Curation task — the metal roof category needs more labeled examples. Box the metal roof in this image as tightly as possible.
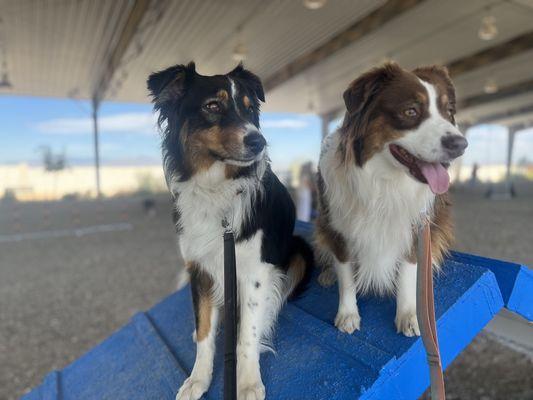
[1,0,533,126]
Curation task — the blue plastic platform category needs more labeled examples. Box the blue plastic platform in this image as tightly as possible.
[23,222,532,400]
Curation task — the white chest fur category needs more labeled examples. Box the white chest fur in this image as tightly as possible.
[171,162,263,289]
[320,132,435,293]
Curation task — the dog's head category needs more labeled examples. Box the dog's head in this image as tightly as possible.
[340,63,467,194]
[148,62,266,180]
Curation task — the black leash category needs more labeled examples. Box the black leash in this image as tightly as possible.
[222,217,237,400]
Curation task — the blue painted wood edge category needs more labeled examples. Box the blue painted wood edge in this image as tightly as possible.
[131,313,190,392]
[19,220,525,400]
[362,268,504,400]
[451,251,533,321]
[20,370,60,400]
[42,371,61,400]
[297,220,533,321]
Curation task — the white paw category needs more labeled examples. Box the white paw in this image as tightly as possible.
[395,311,420,337]
[334,310,361,334]
[317,268,336,287]
[176,377,209,400]
[238,382,266,400]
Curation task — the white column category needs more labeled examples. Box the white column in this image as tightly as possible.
[320,113,330,140]
[92,97,101,198]
[452,122,472,183]
[505,124,522,197]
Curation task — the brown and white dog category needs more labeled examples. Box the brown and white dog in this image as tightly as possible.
[315,63,467,336]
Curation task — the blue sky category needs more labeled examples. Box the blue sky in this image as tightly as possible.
[0,96,321,171]
[1,95,532,169]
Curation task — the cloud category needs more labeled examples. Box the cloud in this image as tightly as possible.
[35,112,158,135]
[36,113,311,135]
[64,143,120,154]
[262,118,309,129]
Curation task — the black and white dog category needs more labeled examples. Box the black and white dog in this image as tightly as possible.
[147,63,312,400]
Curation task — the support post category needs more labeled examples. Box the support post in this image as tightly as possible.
[88,0,151,199]
[505,124,520,197]
[92,98,101,198]
[320,114,330,140]
[320,108,343,140]
[452,122,471,183]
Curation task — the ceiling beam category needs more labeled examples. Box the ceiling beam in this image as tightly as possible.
[476,103,533,125]
[447,30,533,77]
[92,0,151,103]
[319,30,533,117]
[459,78,533,109]
[263,0,427,91]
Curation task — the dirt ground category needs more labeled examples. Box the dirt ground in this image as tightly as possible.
[1,188,532,400]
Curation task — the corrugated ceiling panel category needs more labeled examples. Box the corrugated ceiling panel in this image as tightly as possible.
[454,50,533,99]
[457,91,533,124]
[1,0,131,99]
[110,0,386,102]
[0,0,532,126]
[266,0,533,121]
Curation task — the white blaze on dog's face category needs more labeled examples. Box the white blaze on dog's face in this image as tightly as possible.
[147,62,267,181]
[390,78,466,194]
[340,63,468,194]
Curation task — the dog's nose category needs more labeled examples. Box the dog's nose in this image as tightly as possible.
[441,134,468,158]
[244,132,266,155]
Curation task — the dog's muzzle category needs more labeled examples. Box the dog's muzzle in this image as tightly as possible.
[244,131,266,155]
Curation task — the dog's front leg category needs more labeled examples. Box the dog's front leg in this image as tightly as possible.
[176,265,219,400]
[334,260,360,334]
[236,267,280,400]
[395,260,420,337]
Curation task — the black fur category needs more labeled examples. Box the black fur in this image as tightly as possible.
[237,165,296,268]
[148,62,313,294]
[147,62,263,182]
[171,205,182,234]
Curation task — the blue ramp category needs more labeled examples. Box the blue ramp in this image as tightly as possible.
[24,222,532,400]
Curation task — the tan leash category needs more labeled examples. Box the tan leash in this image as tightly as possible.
[417,219,446,400]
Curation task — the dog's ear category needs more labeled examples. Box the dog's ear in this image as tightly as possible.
[341,63,400,166]
[228,63,265,102]
[412,65,454,99]
[147,62,196,108]
[343,62,400,115]
[413,65,456,123]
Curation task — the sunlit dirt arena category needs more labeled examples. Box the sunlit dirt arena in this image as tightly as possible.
[1,189,532,400]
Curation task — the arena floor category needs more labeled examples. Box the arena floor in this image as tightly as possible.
[1,189,532,399]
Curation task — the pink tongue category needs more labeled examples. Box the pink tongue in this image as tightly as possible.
[418,162,450,194]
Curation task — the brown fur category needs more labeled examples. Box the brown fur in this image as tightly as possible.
[217,89,229,101]
[288,254,306,286]
[314,170,349,263]
[336,63,457,267]
[413,65,456,124]
[406,193,454,266]
[188,262,214,342]
[339,63,438,166]
[354,115,405,165]
[243,95,251,108]
[182,124,246,176]
[430,193,454,265]
[225,165,241,179]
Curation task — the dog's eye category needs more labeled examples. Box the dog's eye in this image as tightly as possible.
[403,108,418,118]
[204,101,221,112]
